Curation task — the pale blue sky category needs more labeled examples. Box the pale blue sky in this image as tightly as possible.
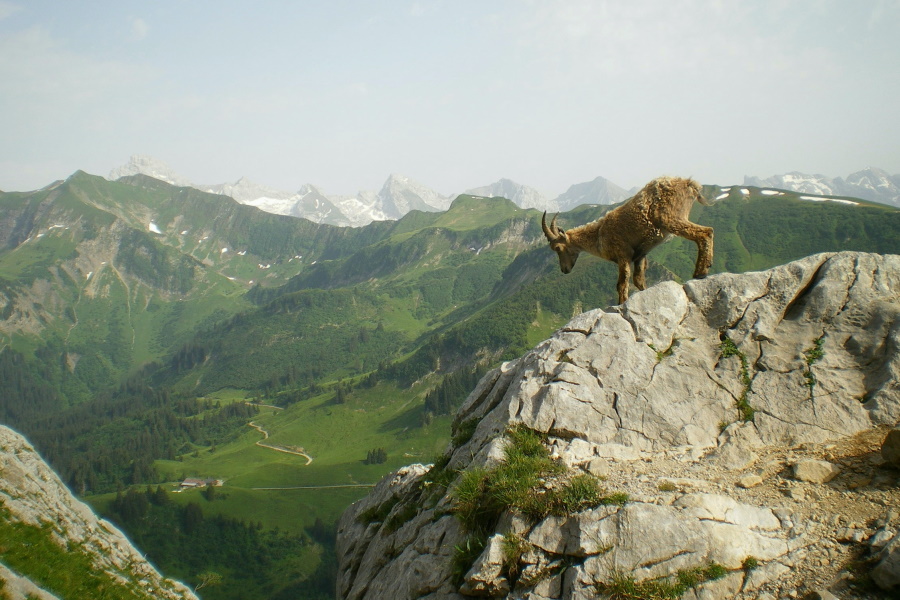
[1,1,898,196]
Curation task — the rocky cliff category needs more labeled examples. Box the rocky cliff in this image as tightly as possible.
[336,251,900,600]
[0,426,197,600]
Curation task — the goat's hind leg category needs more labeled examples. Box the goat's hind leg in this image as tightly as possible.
[633,256,648,291]
[616,259,632,304]
[666,220,714,279]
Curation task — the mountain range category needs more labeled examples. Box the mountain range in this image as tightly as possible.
[108,155,900,226]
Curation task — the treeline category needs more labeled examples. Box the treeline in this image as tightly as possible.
[106,486,334,600]
[15,383,258,494]
[0,347,64,425]
[363,448,387,464]
[424,365,488,417]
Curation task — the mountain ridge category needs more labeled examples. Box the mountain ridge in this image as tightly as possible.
[103,156,899,226]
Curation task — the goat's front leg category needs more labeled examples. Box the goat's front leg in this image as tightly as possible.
[633,256,648,291]
[616,260,632,304]
[692,225,714,279]
[666,221,714,279]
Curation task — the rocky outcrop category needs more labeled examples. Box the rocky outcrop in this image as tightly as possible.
[337,252,900,599]
[0,425,198,600]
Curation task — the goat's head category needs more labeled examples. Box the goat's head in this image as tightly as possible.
[542,212,579,274]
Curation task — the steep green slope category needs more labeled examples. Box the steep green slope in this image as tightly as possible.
[0,171,403,409]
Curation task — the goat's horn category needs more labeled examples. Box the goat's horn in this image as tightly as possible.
[541,212,554,240]
[550,213,562,237]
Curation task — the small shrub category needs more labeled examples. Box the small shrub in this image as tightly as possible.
[803,336,825,394]
[742,556,759,571]
[719,335,754,421]
[657,481,677,492]
[501,533,531,578]
[384,502,419,533]
[451,418,480,447]
[558,473,605,512]
[451,535,487,584]
[601,492,630,505]
[423,453,456,490]
[804,336,825,364]
[356,496,400,525]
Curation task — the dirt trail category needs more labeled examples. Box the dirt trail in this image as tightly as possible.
[247,421,313,465]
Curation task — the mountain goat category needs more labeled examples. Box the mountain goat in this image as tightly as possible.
[542,176,713,304]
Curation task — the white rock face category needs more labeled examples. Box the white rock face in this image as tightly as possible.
[108,155,193,187]
[0,426,198,600]
[554,176,630,210]
[466,179,553,212]
[337,252,900,599]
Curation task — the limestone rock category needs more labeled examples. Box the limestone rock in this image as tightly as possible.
[337,252,900,600]
[873,534,900,590]
[792,459,841,483]
[738,474,763,489]
[882,427,900,467]
[460,534,511,596]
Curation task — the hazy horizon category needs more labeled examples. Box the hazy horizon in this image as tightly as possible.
[2,1,899,196]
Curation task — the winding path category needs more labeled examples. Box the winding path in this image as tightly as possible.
[248,421,313,465]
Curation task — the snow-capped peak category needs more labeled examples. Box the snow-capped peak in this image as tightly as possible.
[745,169,900,207]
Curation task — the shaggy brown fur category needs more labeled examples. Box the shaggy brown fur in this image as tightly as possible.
[542,176,713,304]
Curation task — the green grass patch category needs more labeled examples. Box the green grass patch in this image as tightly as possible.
[649,339,679,362]
[596,563,728,599]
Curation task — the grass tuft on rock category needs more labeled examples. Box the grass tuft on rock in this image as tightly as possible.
[597,563,728,599]
[451,424,626,533]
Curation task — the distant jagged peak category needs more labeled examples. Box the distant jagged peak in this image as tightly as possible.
[376,173,450,218]
[465,178,553,211]
[108,154,193,187]
[298,183,329,196]
[554,175,630,211]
